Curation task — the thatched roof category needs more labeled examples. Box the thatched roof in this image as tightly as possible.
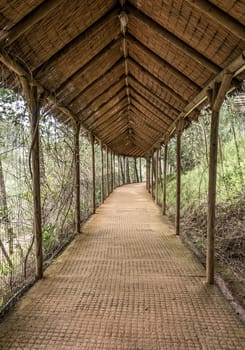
[0,0,244,156]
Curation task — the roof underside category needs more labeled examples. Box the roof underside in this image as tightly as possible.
[0,0,245,156]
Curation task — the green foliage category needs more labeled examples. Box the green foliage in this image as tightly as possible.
[42,224,56,251]
[163,95,245,217]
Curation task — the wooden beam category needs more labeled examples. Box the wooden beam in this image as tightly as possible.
[151,154,154,198]
[128,75,181,114]
[1,0,63,47]
[82,85,126,124]
[162,140,168,215]
[129,5,221,73]
[146,157,150,192]
[128,58,187,105]
[104,124,128,144]
[206,73,232,284]
[131,93,169,129]
[77,77,125,116]
[130,107,163,135]
[90,133,96,214]
[155,148,159,205]
[213,72,233,112]
[67,58,124,108]
[120,156,125,184]
[89,97,128,129]
[185,0,245,40]
[111,151,114,192]
[130,85,174,124]
[73,122,81,234]
[98,109,128,135]
[21,79,43,279]
[128,34,202,90]
[147,50,245,153]
[139,157,142,182]
[175,119,183,235]
[56,39,121,95]
[106,146,110,197]
[100,141,104,203]
[34,7,120,76]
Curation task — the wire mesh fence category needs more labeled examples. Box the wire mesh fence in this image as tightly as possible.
[0,86,145,312]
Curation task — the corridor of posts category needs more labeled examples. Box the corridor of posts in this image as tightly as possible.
[0,0,245,348]
[0,184,244,349]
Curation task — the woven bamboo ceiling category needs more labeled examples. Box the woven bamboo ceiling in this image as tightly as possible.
[0,0,245,156]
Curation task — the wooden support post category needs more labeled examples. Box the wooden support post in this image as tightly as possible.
[139,157,142,182]
[155,148,159,205]
[106,146,109,197]
[176,119,183,235]
[90,133,96,214]
[110,150,113,192]
[146,157,150,191]
[151,152,155,199]
[73,122,81,235]
[134,157,139,183]
[113,152,116,189]
[21,79,43,279]
[162,140,168,215]
[117,154,120,186]
[100,141,104,203]
[148,157,151,192]
[120,156,124,185]
[206,73,232,284]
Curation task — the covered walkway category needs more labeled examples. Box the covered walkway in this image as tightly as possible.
[0,184,244,350]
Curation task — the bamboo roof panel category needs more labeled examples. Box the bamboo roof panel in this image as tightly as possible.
[129,13,214,86]
[0,0,43,31]
[56,40,122,103]
[71,63,125,113]
[208,1,245,25]
[0,0,244,156]
[8,0,117,70]
[130,0,244,67]
[129,40,199,100]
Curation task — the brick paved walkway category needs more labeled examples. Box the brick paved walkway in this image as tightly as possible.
[0,183,244,349]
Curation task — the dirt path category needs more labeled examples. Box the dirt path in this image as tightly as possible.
[0,183,244,349]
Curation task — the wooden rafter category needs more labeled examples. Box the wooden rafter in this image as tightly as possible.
[147,51,245,152]
[75,75,125,115]
[128,75,181,114]
[34,7,120,75]
[128,35,202,91]
[130,112,161,136]
[86,91,127,127]
[130,108,162,135]
[131,101,168,131]
[0,0,64,47]
[89,98,128,129]
[185,0,245,40]
[128,58,187,105]
[131,91,169,127]
[68,58,124,108]
[80,84,126,122]
[55,38,121,94]
[129,5,221,73]
[130,85,175,123]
